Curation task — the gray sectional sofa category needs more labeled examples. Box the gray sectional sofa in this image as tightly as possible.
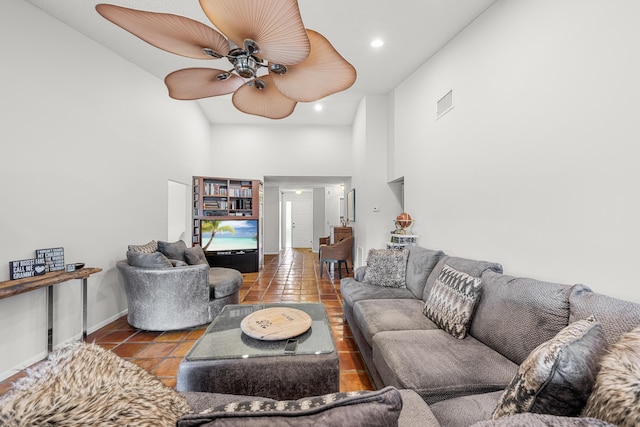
[341,246,640,426]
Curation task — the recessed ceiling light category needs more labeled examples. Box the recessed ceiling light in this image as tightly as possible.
[314,103,323,111]
[295,190,302,195]
[370,38,384,48]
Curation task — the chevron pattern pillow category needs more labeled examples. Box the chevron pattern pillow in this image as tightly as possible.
[422,264,482,339]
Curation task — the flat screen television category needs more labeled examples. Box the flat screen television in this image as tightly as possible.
[201,219,258,253]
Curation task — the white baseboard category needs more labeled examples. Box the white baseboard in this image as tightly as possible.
[0,309,128,382]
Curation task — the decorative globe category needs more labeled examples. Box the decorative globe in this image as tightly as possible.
[395,212,413,229]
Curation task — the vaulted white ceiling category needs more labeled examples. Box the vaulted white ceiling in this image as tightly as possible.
[24,0,497,126]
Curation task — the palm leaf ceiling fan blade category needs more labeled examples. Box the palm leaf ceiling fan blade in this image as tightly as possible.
[96,4,229,60]
[165,68,244,100]
[270,30,357,102]
[232,75,297,119]
[199,0,310,65]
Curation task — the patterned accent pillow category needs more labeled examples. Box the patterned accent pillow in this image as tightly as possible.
[362,249,409,288]
[582,325,640,426]
[492,316,606,419]
[177,386,402,427]
[158,240,187,263]
[422,264,482,339]
[184,245,209,266]
[127,240,157,253]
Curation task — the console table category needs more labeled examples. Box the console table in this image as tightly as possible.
[0,267,102,352]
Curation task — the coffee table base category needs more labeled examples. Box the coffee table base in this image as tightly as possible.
[177,352,339,400]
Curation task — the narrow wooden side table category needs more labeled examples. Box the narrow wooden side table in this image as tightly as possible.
[0,267,102,352]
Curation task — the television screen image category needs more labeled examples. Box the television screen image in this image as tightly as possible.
[201,219,258,252]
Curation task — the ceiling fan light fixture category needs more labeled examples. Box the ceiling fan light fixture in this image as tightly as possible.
[233,55,258,78]
[269,64,287,75]
[97,1,356,119]
[244,39,259,55]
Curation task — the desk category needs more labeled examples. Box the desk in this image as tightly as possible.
[0,267,102,352]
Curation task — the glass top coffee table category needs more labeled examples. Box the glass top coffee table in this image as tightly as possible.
[177,303,339,400]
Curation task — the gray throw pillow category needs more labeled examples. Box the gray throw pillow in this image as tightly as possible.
[127,240,158,253]
[362,249,409,288]
[176,386,402,427]
[184,245,209,266]
[422,264,482,339]
[492,316,606,419]
[158,240,187,263]
[582,325,640,426]
[126,251,173,269]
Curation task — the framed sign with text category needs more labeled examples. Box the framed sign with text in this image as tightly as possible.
[36,247,65,272]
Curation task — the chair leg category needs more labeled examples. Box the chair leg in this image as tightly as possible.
[320,261,324,278]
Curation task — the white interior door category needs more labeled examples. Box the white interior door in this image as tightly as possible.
[291,199,312,248]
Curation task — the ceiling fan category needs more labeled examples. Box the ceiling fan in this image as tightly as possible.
[96,0,357,119]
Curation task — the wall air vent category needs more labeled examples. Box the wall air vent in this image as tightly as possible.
[436,89,453,119]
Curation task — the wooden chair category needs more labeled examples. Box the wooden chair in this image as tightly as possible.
[319,236,354,279]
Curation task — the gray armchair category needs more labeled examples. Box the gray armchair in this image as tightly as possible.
[116,261,241,331]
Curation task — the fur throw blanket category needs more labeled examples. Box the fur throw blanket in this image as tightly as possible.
[0,341,190,426]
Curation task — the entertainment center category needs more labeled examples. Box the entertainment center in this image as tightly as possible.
[192,176,263,273]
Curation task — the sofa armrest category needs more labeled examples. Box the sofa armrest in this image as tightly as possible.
[116,260,210,330]
[354,266,367,281]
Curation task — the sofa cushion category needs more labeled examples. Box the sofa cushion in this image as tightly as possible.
[176,386,402,427]
[208,267,243,299]
[372,329,518,404]
[430,390,503,427]
[423,256,502,301]
[341,278,417,311]
[470,270,573,364]
[184,245,209,266]
[0,342,190,426]
[158,240,188,263]
[472,413,615,426]
[492,316,606,419]
[363,248,409,288]
[423,264,482,339]
[128,240,158,253]
[404,247,445,299]
[569,284,640,346]
[354,299,438,346]
[126,250,173,268]
[582,325,640,426]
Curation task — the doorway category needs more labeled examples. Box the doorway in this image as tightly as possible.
[167,180,190,246]
[283,196,313,249]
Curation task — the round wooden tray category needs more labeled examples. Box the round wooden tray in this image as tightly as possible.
[240,307,312,341]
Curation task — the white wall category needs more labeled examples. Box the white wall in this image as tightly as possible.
[263,186,281,255]
[392,0,640,302]
[352,96,402,266]
[209,124,353,252]
[0,1,211,379]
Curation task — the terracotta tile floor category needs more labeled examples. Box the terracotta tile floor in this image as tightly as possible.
[0,248,373,396]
